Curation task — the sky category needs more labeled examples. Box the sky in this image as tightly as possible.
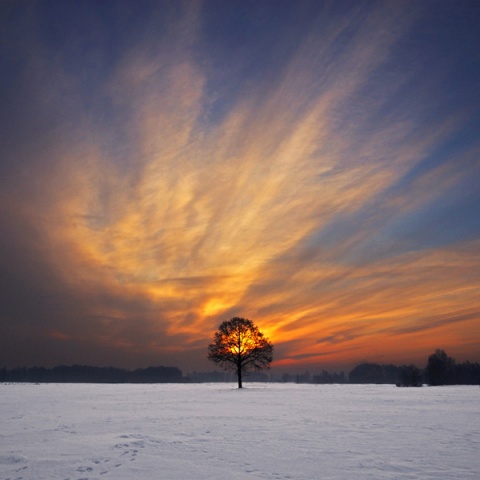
[1,0,479,374]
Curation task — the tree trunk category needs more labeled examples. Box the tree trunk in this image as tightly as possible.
[238,367,242,388]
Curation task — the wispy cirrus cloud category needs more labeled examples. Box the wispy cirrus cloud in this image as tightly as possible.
[0,1,479,371]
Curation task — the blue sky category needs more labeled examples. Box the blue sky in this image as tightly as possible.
[0,1,479,372]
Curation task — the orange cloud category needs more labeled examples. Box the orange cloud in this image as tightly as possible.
[2,1,478,371]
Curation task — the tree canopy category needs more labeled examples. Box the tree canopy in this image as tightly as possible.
[425,349,455,386]
[207,317,273,388]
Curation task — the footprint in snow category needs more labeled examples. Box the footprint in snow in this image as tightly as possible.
[76,466,93,473]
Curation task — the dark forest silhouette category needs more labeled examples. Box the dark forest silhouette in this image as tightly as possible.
[0,365,183,383]
[344,350,479,386]
[1,349,478,385]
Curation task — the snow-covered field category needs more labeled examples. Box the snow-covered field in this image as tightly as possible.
[1,383,478,480]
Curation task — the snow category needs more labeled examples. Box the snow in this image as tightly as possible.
[0,383,479,480]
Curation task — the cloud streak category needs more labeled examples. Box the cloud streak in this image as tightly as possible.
[1,1,479,371]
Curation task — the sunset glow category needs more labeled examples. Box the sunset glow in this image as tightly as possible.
[1,1,479,372]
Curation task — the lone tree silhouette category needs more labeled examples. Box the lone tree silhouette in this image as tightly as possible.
[207,317,273,388]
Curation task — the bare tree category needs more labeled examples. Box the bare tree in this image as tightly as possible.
[207,317,273,388]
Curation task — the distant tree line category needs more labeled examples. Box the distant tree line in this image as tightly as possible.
[280,371,346,384]
[278,350,479,386]
[0,365,183,383]
[348,350,480,386]
[186,370,270,383]
[1,350,478,385]
[348,363,424,386]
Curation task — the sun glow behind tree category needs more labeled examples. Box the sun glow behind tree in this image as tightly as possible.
[208,318,273,388]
